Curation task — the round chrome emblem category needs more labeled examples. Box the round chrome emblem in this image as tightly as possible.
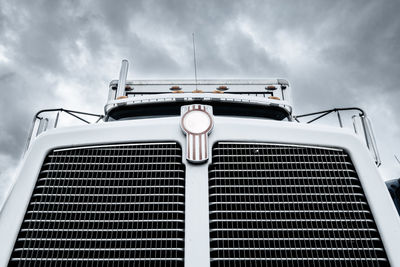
[182,110,212,134]
[181,104,214,163]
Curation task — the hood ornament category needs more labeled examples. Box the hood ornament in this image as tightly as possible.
[181,104,214,163]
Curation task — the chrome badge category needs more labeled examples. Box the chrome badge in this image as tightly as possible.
[181,104,214,163]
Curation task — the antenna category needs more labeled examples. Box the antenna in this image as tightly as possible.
[192,33,198,91]
[395,155,400,165]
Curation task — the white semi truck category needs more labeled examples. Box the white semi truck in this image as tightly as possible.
[1,60,399,266]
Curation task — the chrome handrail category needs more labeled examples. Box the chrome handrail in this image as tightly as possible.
[294,107,381,166]
[25,109,104,152]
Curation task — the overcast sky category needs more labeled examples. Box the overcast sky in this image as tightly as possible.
[1,0,399,205]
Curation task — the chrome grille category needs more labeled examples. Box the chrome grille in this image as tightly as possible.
[10,142,185,266]
[209,142,388,266]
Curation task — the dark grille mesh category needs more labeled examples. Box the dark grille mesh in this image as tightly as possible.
[10,142,185,266]
[209,142,389,266]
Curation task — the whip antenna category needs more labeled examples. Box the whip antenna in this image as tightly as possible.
[192,33,198,91]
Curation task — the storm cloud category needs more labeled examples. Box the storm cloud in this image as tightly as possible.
[0,0,399,204]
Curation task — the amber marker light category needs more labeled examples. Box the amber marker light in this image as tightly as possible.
[192,89,204,93]
[268,96,280,100]
[170,86,182,91]
[116,96,128,100]
[266,85,277,90]
[217,85,229,91]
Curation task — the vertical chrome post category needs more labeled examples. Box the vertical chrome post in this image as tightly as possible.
[360,115,371,149]
[36,118,49,136]
[54,112,60,128]
[337,111,343,128]
[116,59,129,99]
[361,114,381,166]
[352,115,359,134]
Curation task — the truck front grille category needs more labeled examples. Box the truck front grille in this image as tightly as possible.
[10,142,185,266]
[209,142,388,266]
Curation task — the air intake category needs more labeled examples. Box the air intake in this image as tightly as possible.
[209,142,388,266]
[10,142,185,266]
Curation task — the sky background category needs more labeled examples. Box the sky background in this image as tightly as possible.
[0,0,399,205]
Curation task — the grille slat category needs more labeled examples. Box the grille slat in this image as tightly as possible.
[209,142,388,266]
[210,257,389,262]
[41,169,185,173]
[10,142,185,266]
[10,258,184,262]
[210,168,357,172]
[213,161,354,165]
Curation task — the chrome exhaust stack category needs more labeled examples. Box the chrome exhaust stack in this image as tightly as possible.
[116,59,129,99]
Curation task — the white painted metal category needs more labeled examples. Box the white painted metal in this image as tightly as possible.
[183,155,211,266]
[1,117,399,266]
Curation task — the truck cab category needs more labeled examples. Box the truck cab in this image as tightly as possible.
[1,60,399,266]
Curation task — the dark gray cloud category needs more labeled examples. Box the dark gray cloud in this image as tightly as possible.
[1,0,400,204]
